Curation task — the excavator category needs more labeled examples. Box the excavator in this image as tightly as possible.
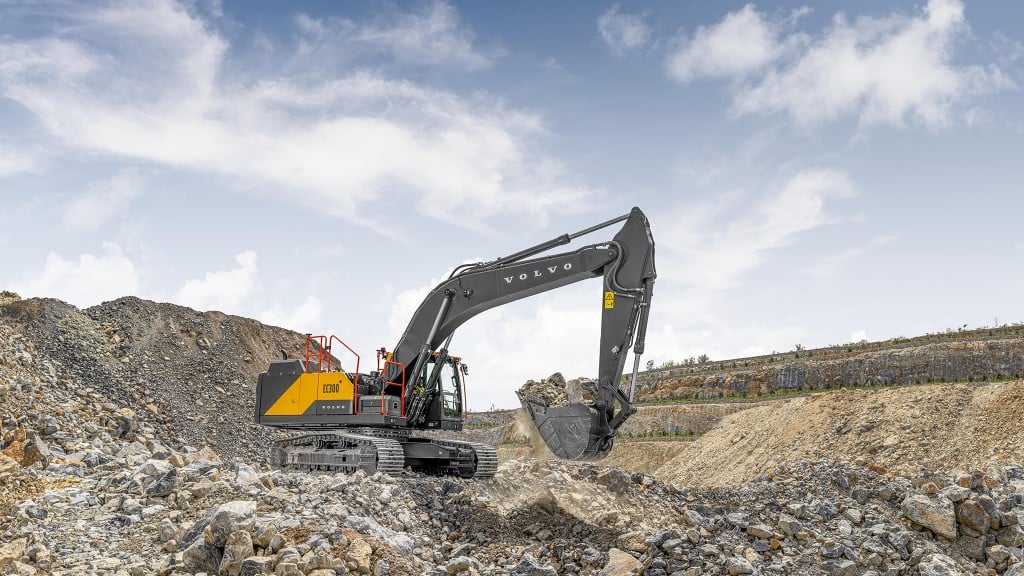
[255,207,656,479]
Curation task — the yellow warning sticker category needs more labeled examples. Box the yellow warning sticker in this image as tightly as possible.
[604,291,615,309]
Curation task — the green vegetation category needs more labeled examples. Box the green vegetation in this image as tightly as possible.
[618,429,701,441]
[657,354,712,370]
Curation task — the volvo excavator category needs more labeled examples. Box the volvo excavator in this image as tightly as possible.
[255,207,656,479]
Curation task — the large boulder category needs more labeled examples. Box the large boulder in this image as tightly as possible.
[0,454,19,474]
[345,539,373,574]
[239,557,274,575]
[510,554,557,576]
[207,501,257,547]
[0,538,27,566]
[955,499,990,534]
[180,500,257,553]
[917,553,963,576]
[21,435,49,468]
[182,539,222,574]
[902,495,957,539]
[599,548,640,575]
[219,530,255,576]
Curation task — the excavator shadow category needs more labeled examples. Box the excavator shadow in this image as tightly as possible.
[443,491,622,554]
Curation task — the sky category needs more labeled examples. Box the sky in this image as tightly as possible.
[1,0,1022,410]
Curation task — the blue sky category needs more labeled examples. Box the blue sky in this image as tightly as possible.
[1,0,1022,409]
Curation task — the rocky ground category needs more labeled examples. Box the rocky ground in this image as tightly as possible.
[2,292,1024,575]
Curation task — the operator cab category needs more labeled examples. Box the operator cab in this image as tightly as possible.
[419,354,466,431]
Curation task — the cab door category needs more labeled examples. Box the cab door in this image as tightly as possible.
[419,357,464,430]
[438,359,463,422]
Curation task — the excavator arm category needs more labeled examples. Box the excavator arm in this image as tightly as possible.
[388,207,656,460]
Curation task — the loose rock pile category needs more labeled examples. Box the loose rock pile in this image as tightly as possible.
[516,373,594,408]
[1,295,307,465]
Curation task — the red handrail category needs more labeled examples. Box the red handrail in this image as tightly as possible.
[375,349,406,417]
[462,367,469,421]
[304,334,361,412]
[384,359,405,416]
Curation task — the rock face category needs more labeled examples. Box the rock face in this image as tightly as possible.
[635,331,1024,401]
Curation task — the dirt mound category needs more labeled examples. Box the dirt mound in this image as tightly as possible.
[0,296,308,463]
[656,381,1024,487]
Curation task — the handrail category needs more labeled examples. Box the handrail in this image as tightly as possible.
[305,334,361,412]
[384,359,406,416]
[376,349,405,417]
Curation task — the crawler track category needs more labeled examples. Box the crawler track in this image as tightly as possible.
[271,429,498,479]
[431,438,499,479]
[271,431,404,475]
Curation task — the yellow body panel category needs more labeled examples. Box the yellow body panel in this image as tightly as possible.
[263,371,354,416]
[315,372,354,401]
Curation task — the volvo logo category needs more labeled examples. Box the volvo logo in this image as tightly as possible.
[503,262,573,284]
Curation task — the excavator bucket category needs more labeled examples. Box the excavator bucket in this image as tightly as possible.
[521,400,613,460]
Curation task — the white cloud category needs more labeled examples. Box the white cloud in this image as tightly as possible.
[626,169,855,369]
[175,250,258,313]
[352,1,498,69]
[597,5,652,56]
[989,31,1024,66]
[803,233,897,277]
[849,329,868,343]
[662,168,855,293]
[387,260,483,341]
[260,296,324,333]
[668,0,1014,129]
[0,1,588,229]
[292,2,499,71]
[666,4,788,82]
[9,242,139,307]
[0,144,43,176]
[964,106,993,128]
[62,169,143,231]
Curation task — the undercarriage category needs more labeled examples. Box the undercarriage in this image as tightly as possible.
[270,427,498,479]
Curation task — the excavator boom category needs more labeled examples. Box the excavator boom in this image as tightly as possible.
[390,207,656,459]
